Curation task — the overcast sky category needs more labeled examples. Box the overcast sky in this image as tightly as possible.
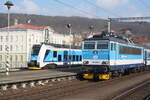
[0,0,150,19]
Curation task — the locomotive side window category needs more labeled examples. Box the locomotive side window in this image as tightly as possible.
[53,51,57,57]
[119,46,141,55]
[111,43,113,50]
[97,42,108,49]
[84,42,95,49]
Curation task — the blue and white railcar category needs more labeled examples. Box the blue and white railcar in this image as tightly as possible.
[79,35,144,80]
[144,49,150,66]
[28,43,82,69]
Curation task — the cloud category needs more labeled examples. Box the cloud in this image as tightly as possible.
[96,0,129,10]
[22,0,40,12]
[20,0,49,14]
[11,5,22,13]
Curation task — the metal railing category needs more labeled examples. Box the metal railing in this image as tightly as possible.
[0,61,27,69]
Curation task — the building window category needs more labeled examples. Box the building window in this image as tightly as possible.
[10,45,13,51]
[15,55,18,61]
[0,36,3,42]
[6,36,8,42]
[16,45,18,51]
[10,55,13,62]
[21,45,23,51]
[0,45,2,51]
[16,36,18,42]
[20,55,23,62]
[5,45,8,51]
[11,35,13,42]
[0,55,2,61]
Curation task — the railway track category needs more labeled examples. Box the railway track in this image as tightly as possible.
[1,71,149,100]
[112,79,150,100]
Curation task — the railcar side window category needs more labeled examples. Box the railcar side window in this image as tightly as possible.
[84,42,95,49]
[44,50,50,59]
[119,46,141,55]
[58,55,62,61]
[76,55,79,61]
[97,43,108,49]
[53,51,57,57]
[73,55,75,61]
[79,55,82,61]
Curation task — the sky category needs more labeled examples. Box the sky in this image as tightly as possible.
[0,0,150,19]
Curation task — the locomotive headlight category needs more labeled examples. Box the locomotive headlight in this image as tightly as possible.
[102,61,108,65]
[83,61,89,64]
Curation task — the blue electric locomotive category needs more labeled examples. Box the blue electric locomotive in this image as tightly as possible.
[28,43,82,69]
[77,34,147,80]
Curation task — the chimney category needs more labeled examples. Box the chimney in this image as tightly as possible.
[14,19,18,25]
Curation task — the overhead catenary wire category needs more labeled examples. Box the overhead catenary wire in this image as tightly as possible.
[137,0,150,10]
[54,0,100,18]
[85,0,121,18]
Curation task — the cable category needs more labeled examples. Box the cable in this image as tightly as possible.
[54,0,100,18]
[85,0,121,17]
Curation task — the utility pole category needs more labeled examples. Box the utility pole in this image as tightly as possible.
[108,18,111,34]
[66,24,72,67]
[4,0,14,76]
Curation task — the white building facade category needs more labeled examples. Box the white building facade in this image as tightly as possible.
[0,24,72,68]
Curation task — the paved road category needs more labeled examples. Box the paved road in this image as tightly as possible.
[0,67,81,84]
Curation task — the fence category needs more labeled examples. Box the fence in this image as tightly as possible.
[0,62,27,69]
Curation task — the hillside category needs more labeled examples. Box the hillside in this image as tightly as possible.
[0,13,150,38]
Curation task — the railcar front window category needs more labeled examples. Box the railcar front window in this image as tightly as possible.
[97,43,108,49]
[84,42,95,49]
[31,45,41,55]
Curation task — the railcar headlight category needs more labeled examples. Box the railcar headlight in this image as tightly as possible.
[83,61,89,64]
[36,62,40,66]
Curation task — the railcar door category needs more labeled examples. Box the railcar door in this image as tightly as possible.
[63,51,68,66]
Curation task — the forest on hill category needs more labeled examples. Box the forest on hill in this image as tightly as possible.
[0,13,150,38]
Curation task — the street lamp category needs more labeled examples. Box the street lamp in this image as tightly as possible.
[66,24,72,66]
[4,0,14,75]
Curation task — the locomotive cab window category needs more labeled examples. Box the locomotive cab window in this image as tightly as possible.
[97,42,108,49]
[111,43,116,51]
[83,42,95,49]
